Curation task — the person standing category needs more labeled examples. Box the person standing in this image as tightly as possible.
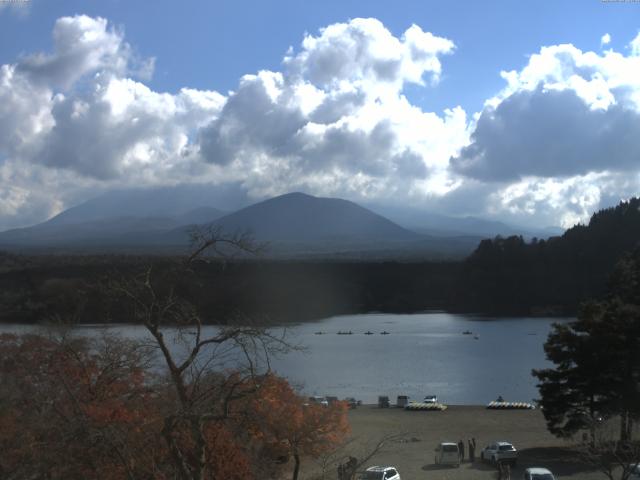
[458,439,465,463]
[468,438,475,462]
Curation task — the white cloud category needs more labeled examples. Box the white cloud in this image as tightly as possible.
[197,18,464,204]
[449,34,640,226]
[0,15,232,229]
[18,16,130,89]
[0,15,464,225]
[601,33,611,47]
[2,14,640,232]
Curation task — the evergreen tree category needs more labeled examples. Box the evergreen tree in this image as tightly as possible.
[533,248,640,442]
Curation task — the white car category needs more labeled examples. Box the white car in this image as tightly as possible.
[524,467,556,480]
[423,395,438,403]
[480,441,518,465]
[434,442,460,467]
[360,465,401,480]
[308,396,329,406]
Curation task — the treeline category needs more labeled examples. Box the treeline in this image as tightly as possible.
[1,197,639,323]
[0,254,459,324]
[453,197,640,315]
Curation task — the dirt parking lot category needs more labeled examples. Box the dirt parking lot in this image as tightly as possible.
[314,405,609,480]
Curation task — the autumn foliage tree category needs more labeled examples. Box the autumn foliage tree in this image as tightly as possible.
[0,227,351,479]
[0,332,350,480]
[0,332,162,480]
[243,374,350,480]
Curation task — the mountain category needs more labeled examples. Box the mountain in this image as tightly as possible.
[0,207,226,249]
[210,192,418,242]
[43,186,230,226]
[0,190,481,258]
[0,213,225,248]
[178,207,227,226]
[366,203,563,238]
[0,189,491,258]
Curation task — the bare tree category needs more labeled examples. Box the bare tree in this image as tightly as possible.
[106,227,289,480]
[576,419,640,480]
[313,432,411,480]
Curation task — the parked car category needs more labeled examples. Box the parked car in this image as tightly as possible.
[424,395,438,403]
[434,442,460,467]
[629,463,640,479]
[378,396,390,408]
[480,441,518,465]
[345,397,358,409]
[523,467,556,480]
[308,396,329,406]
[360,465,401,480]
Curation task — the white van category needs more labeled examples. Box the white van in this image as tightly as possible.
[434,442,460,467]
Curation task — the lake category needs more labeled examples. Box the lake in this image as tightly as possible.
[0,312,567,405]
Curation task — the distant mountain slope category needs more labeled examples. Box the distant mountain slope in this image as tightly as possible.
[0,209,226,248]
[453,197,640,314]
[0,189,490,259]
[208,192,419,242]
[366,203,563,238]
[44,186,228,226]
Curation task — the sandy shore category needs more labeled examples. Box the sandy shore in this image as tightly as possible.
[304,405,606,479]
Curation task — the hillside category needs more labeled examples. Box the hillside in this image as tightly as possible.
[210,192,418,242]
[452,197,640,314]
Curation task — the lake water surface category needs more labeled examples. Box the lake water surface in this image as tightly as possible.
[0,312,568,405]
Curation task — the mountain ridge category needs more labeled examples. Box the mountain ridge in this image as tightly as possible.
[0,188,561,258]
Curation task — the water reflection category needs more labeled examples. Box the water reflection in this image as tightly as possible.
[0,312,568,405]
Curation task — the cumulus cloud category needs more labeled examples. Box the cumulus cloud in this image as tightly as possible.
[197,18,463,202]
[284,19,453,89]
[449,34,640,227]
[17,16,130,89]
[40,77,225,179]
[451,87,640,181]
[3,13,640,232]
[0,15,228,228]
[0,15,467,230]
[601,33,611,47]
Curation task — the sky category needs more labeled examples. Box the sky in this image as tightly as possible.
[1,0,640,231]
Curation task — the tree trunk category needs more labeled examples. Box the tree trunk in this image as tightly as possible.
[589,399,596,447]
[620,410,629,443]
[191,417,207,480]
[292,453,300,480]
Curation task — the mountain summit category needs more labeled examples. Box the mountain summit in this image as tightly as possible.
[210,192,418,242]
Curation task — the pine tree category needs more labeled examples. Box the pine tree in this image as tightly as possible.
[533,248,640,442]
